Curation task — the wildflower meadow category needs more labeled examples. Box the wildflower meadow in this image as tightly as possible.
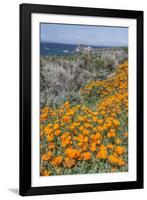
[40,59,128,176]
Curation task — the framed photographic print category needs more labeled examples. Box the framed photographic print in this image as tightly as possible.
[19,3,144,196]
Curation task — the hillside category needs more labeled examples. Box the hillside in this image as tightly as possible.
[40,59,128,175]
[40,46,128,108]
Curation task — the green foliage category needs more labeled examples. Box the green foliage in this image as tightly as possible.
[122,47,128,54]
[40,47,128,108]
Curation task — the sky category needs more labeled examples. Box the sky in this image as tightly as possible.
[40,23,128,47]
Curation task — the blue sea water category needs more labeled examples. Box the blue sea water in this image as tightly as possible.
[40,42,111,56]
[40,42,77,56]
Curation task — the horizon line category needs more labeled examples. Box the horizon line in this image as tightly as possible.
[40,41,128,47]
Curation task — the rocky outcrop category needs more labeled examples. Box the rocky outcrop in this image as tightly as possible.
[75,44,92,54]
[75,45,128,66]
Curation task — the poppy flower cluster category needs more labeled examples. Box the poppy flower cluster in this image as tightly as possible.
[40,61,128,176]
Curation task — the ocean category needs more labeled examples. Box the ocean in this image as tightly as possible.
[40,42,111,56]
[40,42,77,56]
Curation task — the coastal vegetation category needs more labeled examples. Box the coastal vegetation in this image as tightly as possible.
[40,47,128,176]
[40,47,127,108]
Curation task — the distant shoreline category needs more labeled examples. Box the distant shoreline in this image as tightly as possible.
[40,42,128,57]
[40,41,128,48]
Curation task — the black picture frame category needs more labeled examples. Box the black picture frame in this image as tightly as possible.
[19,3,144,196]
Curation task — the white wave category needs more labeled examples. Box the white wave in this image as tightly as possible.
[63,50,69,53]
[44,47,50,50]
